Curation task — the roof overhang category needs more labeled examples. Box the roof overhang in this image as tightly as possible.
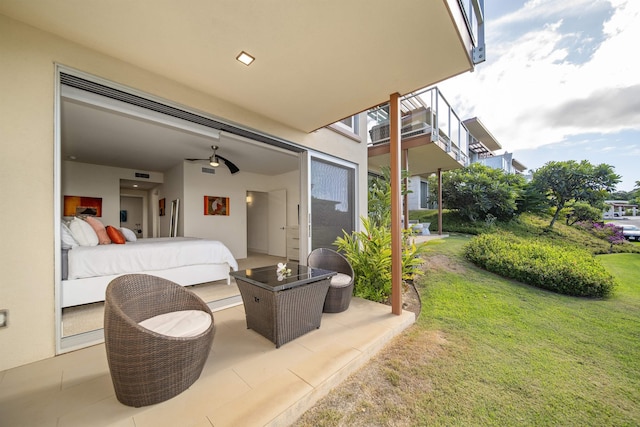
[463,117,502,152]
[512,158,527,173]
[0,0,477,132]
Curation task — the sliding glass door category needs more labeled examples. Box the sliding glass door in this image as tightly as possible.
[310,157,356,250]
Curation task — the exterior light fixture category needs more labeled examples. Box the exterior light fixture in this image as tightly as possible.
[236,51,255,66]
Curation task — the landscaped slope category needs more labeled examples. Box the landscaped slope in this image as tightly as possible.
[295,236,640,426]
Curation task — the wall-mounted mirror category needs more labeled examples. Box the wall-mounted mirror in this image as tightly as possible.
[170,199,180,237]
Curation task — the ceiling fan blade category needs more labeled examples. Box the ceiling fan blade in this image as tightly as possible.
[216,154,240,174]
[185,158,208,162]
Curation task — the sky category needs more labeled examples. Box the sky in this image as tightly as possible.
[437,0,640,192]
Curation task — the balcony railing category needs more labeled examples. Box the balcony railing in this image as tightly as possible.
[367,87,470,165]
[460,0,486,64]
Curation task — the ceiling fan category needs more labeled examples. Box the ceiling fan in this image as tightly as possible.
[186,145,240,174]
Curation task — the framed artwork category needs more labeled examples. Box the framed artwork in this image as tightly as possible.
[204,196,229,216]
[63,195,102,217]
[120,210,127,222]
[159,198,166,216]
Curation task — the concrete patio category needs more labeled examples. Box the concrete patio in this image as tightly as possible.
[0,297,415,426]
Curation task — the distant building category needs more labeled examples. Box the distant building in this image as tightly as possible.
[603,200,638,217]
[400,111,527,210]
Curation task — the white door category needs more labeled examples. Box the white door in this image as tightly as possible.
[268,189,287,257]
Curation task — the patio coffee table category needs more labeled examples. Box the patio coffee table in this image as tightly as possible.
[230,263,335,348]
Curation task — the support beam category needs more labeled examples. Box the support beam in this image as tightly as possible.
[390,93,402,315]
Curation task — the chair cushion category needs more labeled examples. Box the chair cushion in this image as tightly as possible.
[330,273,352,288]
[139,310,212,337]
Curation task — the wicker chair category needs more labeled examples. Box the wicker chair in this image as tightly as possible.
[104,274,215,407]
[307,248,354,313]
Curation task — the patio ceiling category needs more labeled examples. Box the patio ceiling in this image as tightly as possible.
[0,0,476,133]
[368,135,466,176]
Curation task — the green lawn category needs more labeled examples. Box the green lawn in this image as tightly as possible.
[297,234,640,426]
[415,235,640,426]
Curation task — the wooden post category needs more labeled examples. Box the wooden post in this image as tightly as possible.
[390,93,402,315]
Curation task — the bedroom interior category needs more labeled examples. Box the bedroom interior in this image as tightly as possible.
[62,252,286,337]
[58,72,302,347]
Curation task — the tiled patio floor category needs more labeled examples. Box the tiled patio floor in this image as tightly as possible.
[0,298,415,427]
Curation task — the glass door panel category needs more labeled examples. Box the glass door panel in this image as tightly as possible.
[310,157,355,250]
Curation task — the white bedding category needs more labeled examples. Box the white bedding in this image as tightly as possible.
[67,237,238,280]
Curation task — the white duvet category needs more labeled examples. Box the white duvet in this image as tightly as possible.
[67,237,238,280]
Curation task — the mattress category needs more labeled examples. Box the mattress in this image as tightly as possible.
[67,237,238,280]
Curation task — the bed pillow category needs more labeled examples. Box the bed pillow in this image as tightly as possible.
[120,227,137,242]
[68,217,99,246]
[106,226,126,244]
[85,216,111,245]
[61,222,79,249]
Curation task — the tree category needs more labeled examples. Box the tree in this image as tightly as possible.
[368,167,411,228]
[530,160,620,228]
[441,163,526,222]
[565,201,602,226]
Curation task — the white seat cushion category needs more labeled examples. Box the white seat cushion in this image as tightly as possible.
[139,310,212,337]
[330,273,352,288]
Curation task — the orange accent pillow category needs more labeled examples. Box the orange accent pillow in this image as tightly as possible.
[85,216,111,245]
[106,226,126,244]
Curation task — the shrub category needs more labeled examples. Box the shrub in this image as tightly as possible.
[566,202,603,225]
[335,217,427,303]
[464,232,617,298]
[574,221,626,252]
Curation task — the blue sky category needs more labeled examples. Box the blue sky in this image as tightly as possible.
[437,0,640,191]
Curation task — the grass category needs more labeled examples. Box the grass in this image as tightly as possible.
[295,235,640,426]
[410,210,640,254]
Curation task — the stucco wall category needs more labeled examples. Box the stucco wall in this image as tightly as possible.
[0,14,367,371]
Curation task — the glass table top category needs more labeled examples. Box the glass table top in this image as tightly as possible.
[230,262,335,291]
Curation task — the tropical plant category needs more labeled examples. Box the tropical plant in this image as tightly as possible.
[530,160,620,227]
[440,163,526,222]
[335,167,427,303]
[335,217,392,302]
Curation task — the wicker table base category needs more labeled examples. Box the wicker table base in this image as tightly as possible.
[232,264,333,348]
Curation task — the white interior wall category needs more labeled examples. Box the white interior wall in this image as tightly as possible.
[247,191,268,253]
[62,161,162,227]
[181,162,300,259]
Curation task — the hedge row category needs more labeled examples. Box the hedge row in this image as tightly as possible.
[464,232,617,298]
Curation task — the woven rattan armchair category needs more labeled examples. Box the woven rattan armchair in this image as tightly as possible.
[104,274,215,407]
[307,248,354,313]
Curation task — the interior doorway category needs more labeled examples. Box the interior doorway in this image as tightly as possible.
[120,195,143,238]
[246,189,287,257]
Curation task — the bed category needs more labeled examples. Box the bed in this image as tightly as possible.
[61,237,238,308]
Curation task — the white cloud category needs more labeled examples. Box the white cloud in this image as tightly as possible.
[438,0,640,152]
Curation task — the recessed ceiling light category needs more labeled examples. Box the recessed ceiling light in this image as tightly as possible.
[133,184,138,188]
[236,51,255,66]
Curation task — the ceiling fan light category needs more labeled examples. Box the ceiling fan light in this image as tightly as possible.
[209,156,220,167]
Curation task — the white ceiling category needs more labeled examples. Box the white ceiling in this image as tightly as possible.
[61,97,300,184]
[0,0,474,132]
